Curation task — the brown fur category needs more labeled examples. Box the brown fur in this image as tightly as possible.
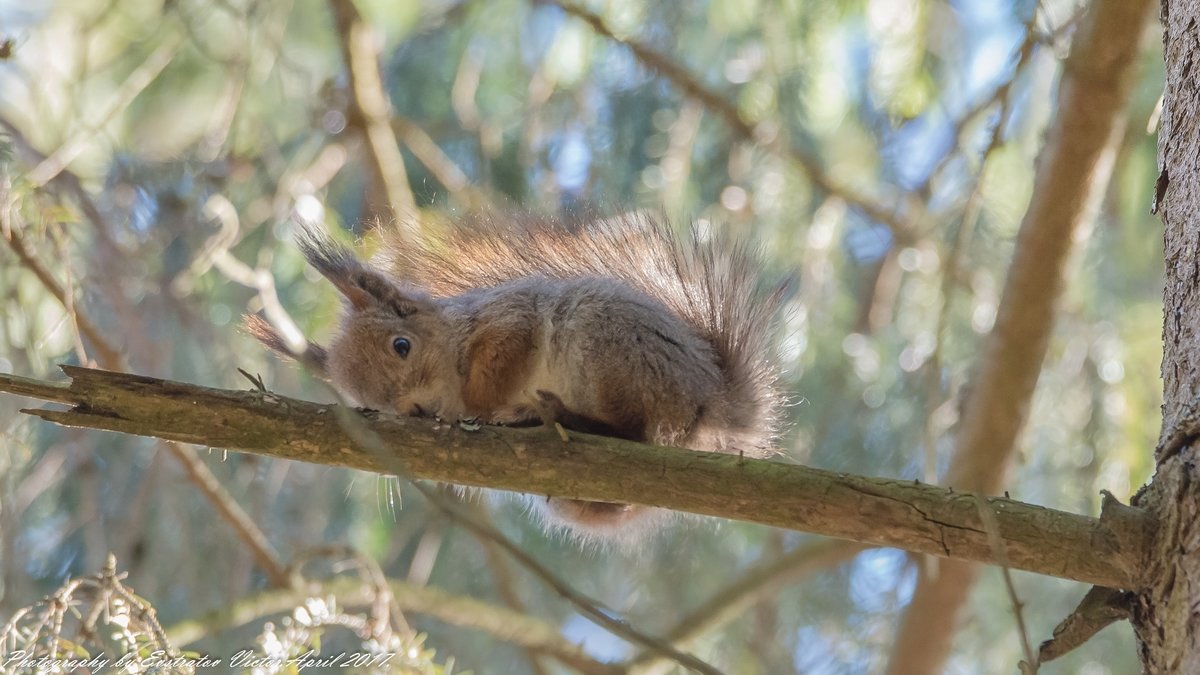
[461,309,537,415]
[250,214,787,541]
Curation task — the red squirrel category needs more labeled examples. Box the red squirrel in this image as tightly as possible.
[247,212,785,540]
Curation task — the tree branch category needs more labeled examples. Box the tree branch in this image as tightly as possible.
[0,366,1149,590]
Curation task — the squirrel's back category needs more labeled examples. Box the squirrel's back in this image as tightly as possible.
[374,211,786,455]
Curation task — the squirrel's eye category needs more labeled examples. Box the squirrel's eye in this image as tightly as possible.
[392,337,411,358]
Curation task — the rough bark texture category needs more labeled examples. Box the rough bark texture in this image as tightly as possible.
[887,1,1157,673]
[1134,0,1200,670]
[0,366,1148,588]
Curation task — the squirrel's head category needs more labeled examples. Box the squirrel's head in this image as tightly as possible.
[247,230,461,417]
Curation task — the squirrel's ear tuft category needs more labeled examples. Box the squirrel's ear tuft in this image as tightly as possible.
[243,314,329,377]
[295,227,374,310]
[296,226,429,317]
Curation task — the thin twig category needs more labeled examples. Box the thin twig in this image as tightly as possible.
[46,225,91,365]
[975,495,1038,672]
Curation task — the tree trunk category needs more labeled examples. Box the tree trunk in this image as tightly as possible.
[1133,0,1200,670]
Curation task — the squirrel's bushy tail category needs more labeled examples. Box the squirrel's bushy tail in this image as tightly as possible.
[375,212,786,453]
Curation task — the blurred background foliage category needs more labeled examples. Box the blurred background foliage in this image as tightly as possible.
[0,0,1163,672]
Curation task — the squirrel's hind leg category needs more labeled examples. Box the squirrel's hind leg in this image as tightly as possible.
[532,390,646,441]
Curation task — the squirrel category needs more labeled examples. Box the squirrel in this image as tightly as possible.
[246,211,786,541]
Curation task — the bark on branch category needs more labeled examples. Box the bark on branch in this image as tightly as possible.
[0,366,1149,589]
